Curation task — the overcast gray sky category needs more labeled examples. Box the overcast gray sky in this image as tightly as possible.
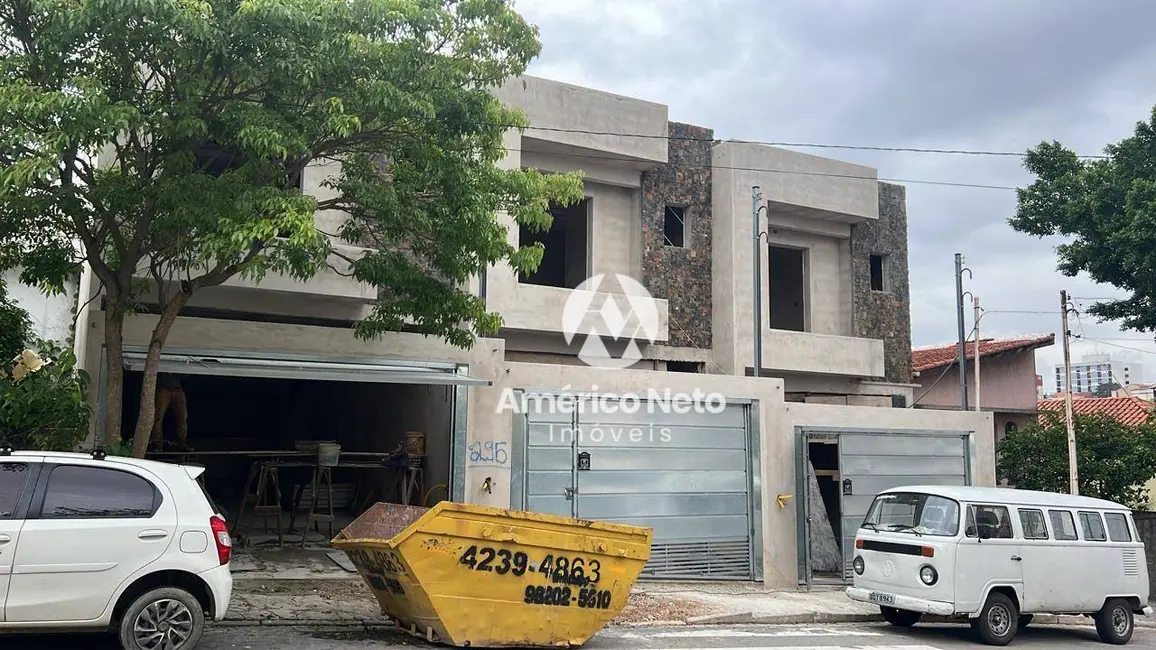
[513,0,1156,389]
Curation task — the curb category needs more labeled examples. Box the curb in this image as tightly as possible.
[683,611,1156,629]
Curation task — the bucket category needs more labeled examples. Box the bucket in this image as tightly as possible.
[405,431,425,457]
[318,442,341,467]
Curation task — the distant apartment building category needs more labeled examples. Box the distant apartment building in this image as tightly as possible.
[1054,353,1144,393]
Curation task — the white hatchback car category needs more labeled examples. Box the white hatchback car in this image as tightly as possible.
[0,447,232,650]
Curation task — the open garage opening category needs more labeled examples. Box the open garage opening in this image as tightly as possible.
[118,367,458,556]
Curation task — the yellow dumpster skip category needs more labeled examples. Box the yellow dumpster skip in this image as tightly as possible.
[331,501,653,648]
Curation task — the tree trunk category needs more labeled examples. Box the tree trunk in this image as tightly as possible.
[129,295,190,458]
[102,305,126,448]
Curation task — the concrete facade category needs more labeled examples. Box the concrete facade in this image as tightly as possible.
[75,74,993,588]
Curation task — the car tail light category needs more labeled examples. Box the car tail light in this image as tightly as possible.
[210,515,231,566]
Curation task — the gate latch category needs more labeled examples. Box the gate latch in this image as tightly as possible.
[564,487,575,501]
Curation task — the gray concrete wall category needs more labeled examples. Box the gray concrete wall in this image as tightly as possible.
[493,75,668,164]
[711,143,884,381]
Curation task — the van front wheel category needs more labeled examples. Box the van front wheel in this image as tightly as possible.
[1095,598,1134,645]
[881,606,922,627]
[975,592,1018,646]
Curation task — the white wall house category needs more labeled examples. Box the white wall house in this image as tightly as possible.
[2,268,77,346]
[74,75,992,588]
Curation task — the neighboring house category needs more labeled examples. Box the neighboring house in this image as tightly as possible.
[1037,396,1156,509]
[1054,352,1145,394]
[911,334,1055,477]
[1114,382,1156,401]
[72,75,992,588]
[2,268,77,346]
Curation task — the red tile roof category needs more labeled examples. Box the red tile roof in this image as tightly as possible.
[1037,396,1155,427]
[912,334,1055,373]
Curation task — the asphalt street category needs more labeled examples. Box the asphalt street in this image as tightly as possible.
[3,622,1155,649]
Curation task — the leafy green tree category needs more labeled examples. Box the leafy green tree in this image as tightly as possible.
[0,340,91,451]
[998,410,1156,508]
[1009,107,1156,331]
[0,277,31,364]
[1093,382,1122,398]
[0,0,582,457]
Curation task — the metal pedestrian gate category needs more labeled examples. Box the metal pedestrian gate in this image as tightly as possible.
[514,391,762,581]
[795,427,972,585]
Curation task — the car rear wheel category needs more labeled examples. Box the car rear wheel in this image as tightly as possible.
[118,586,205,650]
[975,592,1018,646]
[881,606,922,627]
[1095,598,1134,645]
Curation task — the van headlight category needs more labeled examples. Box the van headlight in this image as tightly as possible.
[853,555,865,575]
[919,565,938,585]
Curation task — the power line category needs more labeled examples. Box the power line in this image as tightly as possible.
[499,146,1017,191]
[509,125,1111,160]
[1071,335,1156,356]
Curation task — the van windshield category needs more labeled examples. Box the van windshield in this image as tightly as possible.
[861,492,960,537]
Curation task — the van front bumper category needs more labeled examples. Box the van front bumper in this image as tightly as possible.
[846,587,954,616]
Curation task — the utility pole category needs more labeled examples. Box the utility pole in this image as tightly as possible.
[752,186,763,380]
[1060,290,1079,495]
[973,296,981,412]
[955,253,969,410]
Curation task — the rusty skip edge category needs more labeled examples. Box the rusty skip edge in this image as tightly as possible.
[332,501,654,559]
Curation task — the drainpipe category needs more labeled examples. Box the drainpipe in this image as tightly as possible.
[752,186,763,378]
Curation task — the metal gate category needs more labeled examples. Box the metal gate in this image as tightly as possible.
[516,392,761,580]
[796,428,972,584]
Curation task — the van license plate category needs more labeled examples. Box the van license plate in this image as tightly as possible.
[869,592,895,605]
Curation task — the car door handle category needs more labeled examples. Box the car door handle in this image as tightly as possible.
[1010,555,1022,562]
[138,530,169,540]
[0,534,10,544]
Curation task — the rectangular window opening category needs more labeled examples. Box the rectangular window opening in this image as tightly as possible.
[519,198,590,289]
[869,254,889,292]
[663,205,686,248]
[768,245,806,332]
[666,360,703,373]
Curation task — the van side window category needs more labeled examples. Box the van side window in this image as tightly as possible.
[1104,513,1132,542]
[969,505,1013,539]
[1048,510,1078,540]
[1018,509,1048,539]
[1079,511,1108,541]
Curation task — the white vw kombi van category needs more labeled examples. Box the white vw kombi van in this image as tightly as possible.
[846,485,1152,646]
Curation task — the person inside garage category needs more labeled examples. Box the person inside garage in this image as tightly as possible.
[150,372,191,451]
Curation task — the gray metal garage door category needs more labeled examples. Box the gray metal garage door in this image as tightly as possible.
[838,432,970,578]
[519,393,759,580]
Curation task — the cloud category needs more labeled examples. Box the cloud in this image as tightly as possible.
[512,0,1156,388]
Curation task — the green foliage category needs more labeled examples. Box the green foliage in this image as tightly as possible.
[997,410,1156,508]
[1009,107,1156,331]
[1093,382,1122,398]
[0,0,582,451]
[0,340,91,452]
[0,277,31,363]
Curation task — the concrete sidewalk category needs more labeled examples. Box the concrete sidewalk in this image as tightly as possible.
[225,576,1156,629]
